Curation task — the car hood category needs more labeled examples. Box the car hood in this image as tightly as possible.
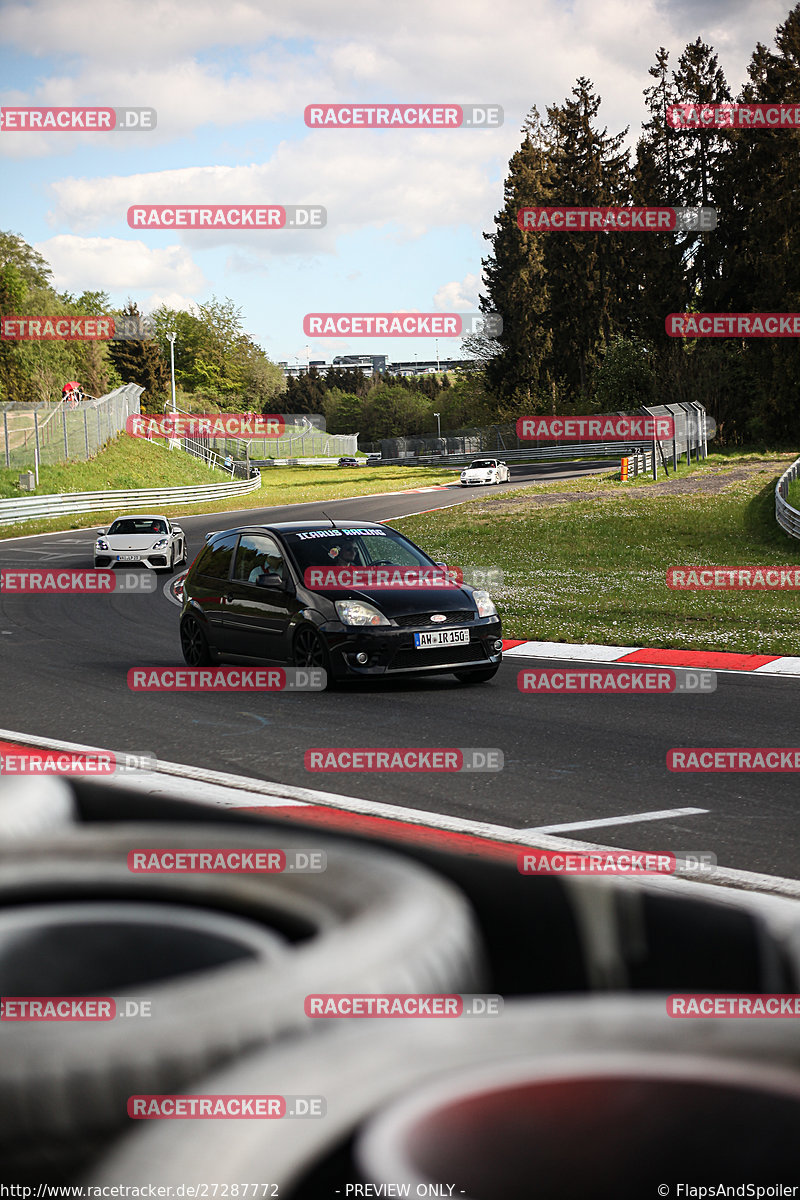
[462,467,495,476]
[310,584,477,620]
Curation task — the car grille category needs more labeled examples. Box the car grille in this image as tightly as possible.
[393,610,475,628]
[389,642,488,671]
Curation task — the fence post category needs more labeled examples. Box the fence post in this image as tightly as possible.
[63,406,69,460]
[84,409,89,457]
[97,409,101,447]
[672,420,678,472]
[3,412,8,468]
[652,437,657,480]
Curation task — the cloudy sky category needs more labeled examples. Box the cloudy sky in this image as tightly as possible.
[0,0,790,366]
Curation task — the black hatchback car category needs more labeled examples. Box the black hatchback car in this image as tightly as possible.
[179,521,503,684]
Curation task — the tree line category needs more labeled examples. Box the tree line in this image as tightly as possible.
[481,3,800,443]
[0,237,285,414]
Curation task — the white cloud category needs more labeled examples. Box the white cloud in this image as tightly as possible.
[434,273,481,311]
[1,0,787,149]
[33,235,207,298]
[44,136,502,247]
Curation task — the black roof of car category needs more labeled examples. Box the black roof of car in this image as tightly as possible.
[208,520,387,539]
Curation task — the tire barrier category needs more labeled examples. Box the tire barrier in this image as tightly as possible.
[560,875,795,992]
[0,775,77,841]
[86,996,800,1192]
[0,819,485,1165]
[356,1055,800,1195]
[3,776,800,1187]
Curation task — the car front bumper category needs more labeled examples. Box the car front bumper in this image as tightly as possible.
[94,552,170,569]
[319,617,503,679]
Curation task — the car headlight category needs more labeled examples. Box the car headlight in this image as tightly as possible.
[96,538,109,551]
[151,538,169,550]
[335,600,390,626]
[473,590,497,618]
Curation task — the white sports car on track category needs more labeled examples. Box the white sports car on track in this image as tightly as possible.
[94,514,187,572]
[459,458,511,487]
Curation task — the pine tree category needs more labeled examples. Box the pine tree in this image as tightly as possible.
[541,79,632,397]
[482,106,553,409]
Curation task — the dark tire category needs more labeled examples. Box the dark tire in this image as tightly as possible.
[0,822,484,1159]
[293,625,331,674]
[180,615,214,666]
[454,665,500,684]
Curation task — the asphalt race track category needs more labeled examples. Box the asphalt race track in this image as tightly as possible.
[1,460,797,881]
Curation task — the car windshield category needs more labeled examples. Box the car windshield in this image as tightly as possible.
[469,460,497,469]
[283,528,433,575]
[108,519,167,536]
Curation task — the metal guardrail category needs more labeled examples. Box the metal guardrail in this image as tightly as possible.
[376,444,632,469]
[0,472,261,527]
[775,456,800,539]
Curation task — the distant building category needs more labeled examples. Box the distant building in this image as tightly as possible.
[278,354,475,379]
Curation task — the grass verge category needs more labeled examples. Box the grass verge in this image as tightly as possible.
[0,435,456,540]
[396,451,800,656]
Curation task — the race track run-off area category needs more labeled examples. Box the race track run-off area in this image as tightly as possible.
[1,460,799,889]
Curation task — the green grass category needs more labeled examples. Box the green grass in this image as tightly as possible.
[0,434,223,499]
[396,451,800,656]
[0,434,456,540]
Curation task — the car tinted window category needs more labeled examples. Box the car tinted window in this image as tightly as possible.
[109,518,168,535]
[469,460,496,469]
[284,529,431,573]
[232,534,287,584]
[192,532,239,580]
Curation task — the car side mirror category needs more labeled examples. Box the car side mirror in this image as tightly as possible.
[256,571,291,590]
[96,529,106,536]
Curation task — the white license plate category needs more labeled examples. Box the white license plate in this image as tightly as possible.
[414,629,470,649]
[117,555,140,562]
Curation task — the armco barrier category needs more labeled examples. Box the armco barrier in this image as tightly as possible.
[775,454,800,540]
[0,471,261,526]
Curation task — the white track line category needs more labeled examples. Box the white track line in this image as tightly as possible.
[0,726,798,899]
[526,807,708,834]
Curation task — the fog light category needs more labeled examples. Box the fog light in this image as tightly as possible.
[494,639,503,651]
[356,652,369,664]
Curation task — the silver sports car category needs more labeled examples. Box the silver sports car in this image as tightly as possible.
[94,514,187,572]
